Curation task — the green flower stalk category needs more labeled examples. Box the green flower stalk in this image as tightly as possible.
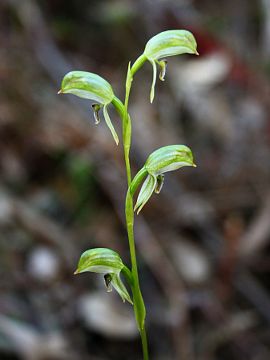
[58,29,198,360]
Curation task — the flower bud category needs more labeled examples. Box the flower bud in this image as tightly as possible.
[75,248,132,304]
[58,71,119,144]
[143,30,198,102]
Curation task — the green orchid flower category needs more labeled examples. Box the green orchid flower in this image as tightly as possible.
[58,71,119,144]
[130,145,196,214]
[74,248,133,304]
[143,30,198,102]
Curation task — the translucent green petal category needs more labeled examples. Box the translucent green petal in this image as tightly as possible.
[150,60,157,103]
[103,104,119,145]
[110,274,133,304]
[134,174,156,214]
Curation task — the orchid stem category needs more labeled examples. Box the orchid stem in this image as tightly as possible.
[121,56,149,360]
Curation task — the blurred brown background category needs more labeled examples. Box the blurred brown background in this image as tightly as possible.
[1,0,270,359]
